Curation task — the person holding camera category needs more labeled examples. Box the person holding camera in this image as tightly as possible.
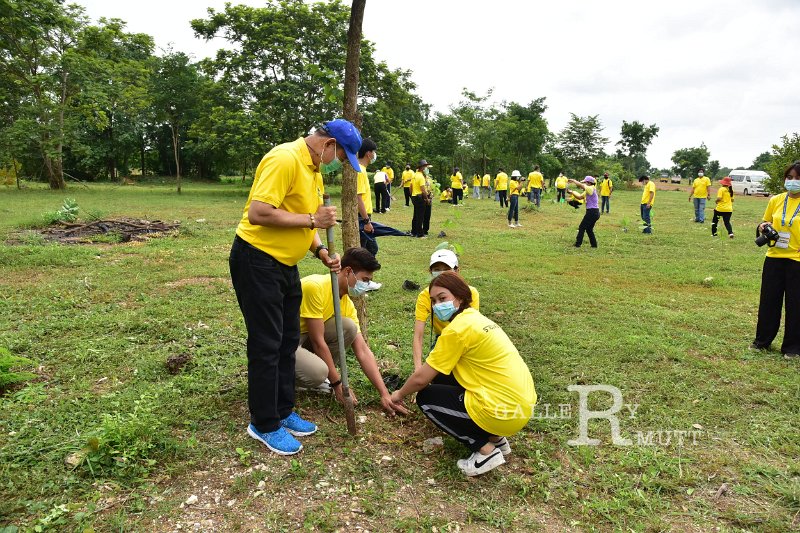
[711,176,734,238]
[751,161,800,359]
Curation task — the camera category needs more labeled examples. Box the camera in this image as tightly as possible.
[755,222,780,247]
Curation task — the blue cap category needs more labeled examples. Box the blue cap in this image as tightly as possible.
[324,119,362,170]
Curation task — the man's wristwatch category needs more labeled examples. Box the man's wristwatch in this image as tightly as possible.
[314,244,328,259]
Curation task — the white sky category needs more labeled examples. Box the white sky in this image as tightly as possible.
[76,0,800,170]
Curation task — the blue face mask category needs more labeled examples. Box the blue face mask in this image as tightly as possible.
[432,300,457,322]
[347,271,370,298]
[785,180,800,192]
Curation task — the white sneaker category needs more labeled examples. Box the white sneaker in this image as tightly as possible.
[457,449,505,476]
[314,379,332,394]
[492,437,512,456]
[508,223,514,228]
[385,208,390,212]
[365,281,382,291]
[515,223,522,227]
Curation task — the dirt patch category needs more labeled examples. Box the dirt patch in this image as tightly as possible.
[24,218,180,245]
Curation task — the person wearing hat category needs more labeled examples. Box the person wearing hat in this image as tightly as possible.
[639,175,656,234]
[568,176,600,247]
[392,271,536,477]
[690,168,712,223]
[599,172,613,214]
[401,164,414,207]
[229,119,360,455]
[555,172,568,203]
[495,168,509,207]
[410,160,432,238]
[412,249,480,371]
[711,176,735,238]
[508,170,523,227]
[527,166,544,207]
[450,167,464,205]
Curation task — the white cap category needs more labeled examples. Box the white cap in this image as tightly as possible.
[511,170,521,177]
[429,249,458,269]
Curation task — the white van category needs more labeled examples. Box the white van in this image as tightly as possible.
[729,170,769,196]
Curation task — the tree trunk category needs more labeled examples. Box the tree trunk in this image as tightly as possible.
[140,132,146,178]
[170,123,181,194]
[108,113,116,182]
[342,0,367,337]
[50,70,68,190]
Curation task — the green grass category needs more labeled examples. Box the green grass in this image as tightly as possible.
[1,180,798,531]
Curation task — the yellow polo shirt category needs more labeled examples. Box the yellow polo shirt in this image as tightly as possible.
[600,178,613,196]
[763,192,800,262]
[716,186,733,212]
[299,274,360,334]
[472,175,481,187]
[555,175,568,189]
[426,308,536,436]
[641,180,656,206]
[495,173,509,191]
[416,285,480,335]
[451,172,463,190]
[402,169,414,187]
[692,176,712,198]
[382,166,394,184]
[509,179,520,196]
[412,171,426,196]
[482,174,490,187]
[236,138,324,266]
[357,164,373,216]
[528,171,543,188]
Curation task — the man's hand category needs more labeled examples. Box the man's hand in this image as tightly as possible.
[314,205,337,228]
[334,384,358,406]
[381,394,409,416]
[319,250,340,273]
[364,221,374,234]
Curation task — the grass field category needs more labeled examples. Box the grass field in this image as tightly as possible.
[0,179,798,532]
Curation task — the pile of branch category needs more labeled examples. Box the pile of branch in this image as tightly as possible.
[41,218,180,244]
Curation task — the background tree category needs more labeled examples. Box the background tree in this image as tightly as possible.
[616,120,658,178]
[556,113,609,178]
[706,160,721,179]
[670,143,711,180]
[764,133,800,193]
[749,151,773,171]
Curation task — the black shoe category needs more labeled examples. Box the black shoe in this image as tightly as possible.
[437,231,446,238]
[402,280,420,291]
[749,343,768,351]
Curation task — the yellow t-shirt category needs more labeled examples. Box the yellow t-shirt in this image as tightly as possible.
[482,174,490,187]
[692,176,712,198]
[716,186,733,212]
[382,166,394,184]
[298,274,361,334]
[236,138,324,266]
[528,172,543,188]
[402,169,414,187]
[472,175,481,187]
[509,179,520,196]
[640,180,656,206]
[451,172,463,190]
[495,173,509,191]
[555,175,568,189]
[416,285,480,335]
[426,308,536,436]
[763,192,800,262]
[439,190,451,202]
[600,178,613,196]
[411,171,426,196]
[357,164,373,216]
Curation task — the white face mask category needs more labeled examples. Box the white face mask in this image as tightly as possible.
[698,172,704,177]
[370,152,377,164]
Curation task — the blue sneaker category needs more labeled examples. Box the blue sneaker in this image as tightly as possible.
[247,424,302,455]
[280,412,317,437]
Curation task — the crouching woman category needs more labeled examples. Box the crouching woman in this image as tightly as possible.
[390,271,536,476]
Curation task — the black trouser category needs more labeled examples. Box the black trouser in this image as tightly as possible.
[711,210,733,236]
[498,190,508,207]
[507,194,519,223]
[416,373,492,453]
[423,198,431,235]
[411,194,424,236]
[404,186,411,206]
[576,208,600,247]
[754,256,800,354]
[229,235,300,433]
[374,182,388,213]
[452,188,463,204]
[557,188,566,202]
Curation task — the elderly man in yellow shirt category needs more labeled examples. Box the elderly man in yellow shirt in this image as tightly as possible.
[230,119,359,455]
[689,168,712,223]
